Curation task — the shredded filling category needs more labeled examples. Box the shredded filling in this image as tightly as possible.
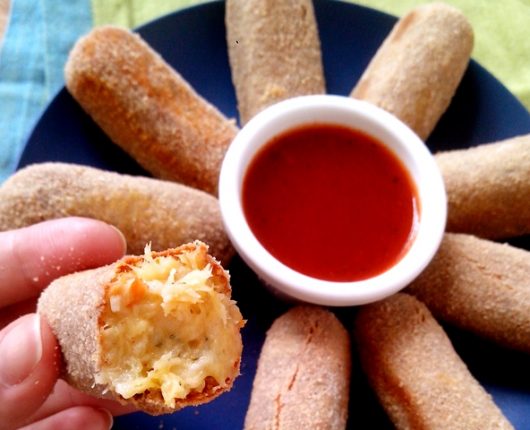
[95,245,243,407]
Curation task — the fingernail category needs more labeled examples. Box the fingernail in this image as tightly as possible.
[108,224,127,254]
[0,314,43,386]
[97,408,114,430]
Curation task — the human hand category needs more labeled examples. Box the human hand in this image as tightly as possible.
[0,217,134,430]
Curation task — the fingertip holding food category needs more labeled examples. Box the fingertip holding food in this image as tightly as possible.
[244,306,350,430]
[0,162,234,265]
[354,293,513,430]
[225,0,325,125]
[0,217,128,311]
[436,134,530,239]
[406,233,530,354]
[0,314,62,428]
[34,217,128,267]
[34,406,113,430]
[351,2,473,140]
[37,241,244,415]
[65,25,238,195]
[0,314,43,387]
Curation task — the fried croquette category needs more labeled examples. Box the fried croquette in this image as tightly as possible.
[354,293,513,430]
[226,0,325,125]
[244,306,350,430]
[37,241,244,415]
[406,233,530,353]
[65,26,238,195]
[0,162,234,264]
[351,3,473,141]
[436,134,530,239]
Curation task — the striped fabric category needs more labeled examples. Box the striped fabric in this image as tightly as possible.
[0,0,91,182]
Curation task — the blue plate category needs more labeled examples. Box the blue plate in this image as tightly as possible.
[19,1,530,429]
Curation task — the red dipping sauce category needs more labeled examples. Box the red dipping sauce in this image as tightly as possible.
[242,124,420,282]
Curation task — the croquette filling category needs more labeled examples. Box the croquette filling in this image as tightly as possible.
[95,245,243,407]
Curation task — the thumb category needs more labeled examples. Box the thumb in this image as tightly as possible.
[0,314,60,430]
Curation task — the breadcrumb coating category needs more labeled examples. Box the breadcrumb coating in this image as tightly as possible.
[0,162,234,264]
[65,26,238,195]
[351,3,473,140]
[226,0,325,124]
[436,134,530,239]
[355,293,513,429]
[244,306,350,430]
[406,233,530,353]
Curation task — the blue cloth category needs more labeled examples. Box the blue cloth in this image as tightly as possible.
[0,0,92,182]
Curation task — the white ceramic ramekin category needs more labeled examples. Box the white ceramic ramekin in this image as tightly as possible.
[219,95,446,306]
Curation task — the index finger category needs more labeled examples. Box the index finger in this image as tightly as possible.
[0,217,127,308]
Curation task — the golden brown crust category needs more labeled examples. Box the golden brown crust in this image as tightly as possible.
[225,0,325,125]
[436,134,530,239]
[37,242,242,415]
[354,293,513,430]
[0,162,234,264]
[37,265,113,397]
[351,3,473,140]
[65,26,238,195]
[406,233,530,353]
[244,306,350,430]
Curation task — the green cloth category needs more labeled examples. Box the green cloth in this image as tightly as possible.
[91,0,530,111]
[91,0,202,27]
